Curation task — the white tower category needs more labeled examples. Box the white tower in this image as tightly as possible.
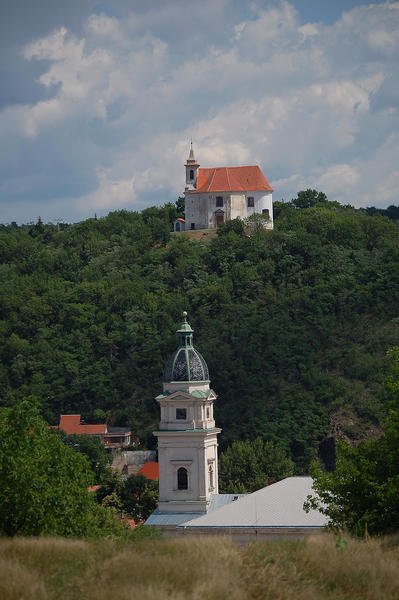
[153,312,221,514]
[184,141,199,190]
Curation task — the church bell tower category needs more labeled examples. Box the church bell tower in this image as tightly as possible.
[185,141,199,190]
[153,312,220,514]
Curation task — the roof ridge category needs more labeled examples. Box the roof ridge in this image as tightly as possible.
[209,168,217,190]
[225,167,231,190]
[201,165,258,170]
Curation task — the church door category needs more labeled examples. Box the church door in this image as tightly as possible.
[215,213,224,227]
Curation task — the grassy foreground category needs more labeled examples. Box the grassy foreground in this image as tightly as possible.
[1,533,399,600]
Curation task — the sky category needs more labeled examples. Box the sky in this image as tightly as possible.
[0,0,398,224]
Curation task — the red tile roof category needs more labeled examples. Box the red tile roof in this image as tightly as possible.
[58,415,107,436]
[120,516,140,529]
[193,166,272,193]
[87,485,101,493]
[137,461,159,480]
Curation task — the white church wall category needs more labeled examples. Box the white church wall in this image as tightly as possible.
[230,193,246,220]
[184,193,209,230]
[185,189,274,230]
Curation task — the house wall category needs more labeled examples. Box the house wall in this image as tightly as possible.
[185,190,273,230]
[158,526,325,542]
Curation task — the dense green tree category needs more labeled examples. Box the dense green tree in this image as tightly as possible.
[120,474,158,521]
[97,471,158,521]
[291,189,329,209]
[306,348,399,535]
[60,433,112,482]
[0,397,104,537]
[0,199,398,474]
[217,217,245,236]
[175,196,185,217]
[219,438,294,493]
[366,205,399,221]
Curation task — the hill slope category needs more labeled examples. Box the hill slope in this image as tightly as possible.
[0,201,398,470]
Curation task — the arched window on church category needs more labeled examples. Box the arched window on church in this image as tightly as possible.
[189,169,194,180]
[177,467,188,490]
[209,464,214,491]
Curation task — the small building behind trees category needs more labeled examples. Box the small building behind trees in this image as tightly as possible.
[54,414,131,449]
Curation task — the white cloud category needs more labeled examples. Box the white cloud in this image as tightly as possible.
[0,0,399,222]
[86,14,123,40]
[315,164,361,196]
[76,169,136,211]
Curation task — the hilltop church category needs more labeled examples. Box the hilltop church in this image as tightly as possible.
[178,143,274,231]
[145,313,326,540]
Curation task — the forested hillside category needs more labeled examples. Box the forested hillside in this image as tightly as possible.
[1,194,398,471]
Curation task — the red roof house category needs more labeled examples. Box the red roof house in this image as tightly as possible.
[183,143,274,231]
[137,461,159,481]
[54,414,131,449]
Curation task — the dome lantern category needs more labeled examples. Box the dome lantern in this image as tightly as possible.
[163,312,209,382]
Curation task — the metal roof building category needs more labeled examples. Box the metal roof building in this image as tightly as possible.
[145,493,246,527]
[146,477,327,540]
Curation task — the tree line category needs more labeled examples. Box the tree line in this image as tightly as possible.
[0,191,398,476]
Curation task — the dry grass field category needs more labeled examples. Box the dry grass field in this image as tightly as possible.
[1,533,399,600]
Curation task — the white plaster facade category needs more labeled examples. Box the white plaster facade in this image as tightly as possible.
[153,315,221,514]
[185,190,274,230]
[183,144,274,231]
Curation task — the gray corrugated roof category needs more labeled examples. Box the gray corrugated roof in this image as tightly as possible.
[179,477,327,528]
[145,510,203,526]
[144,494,246,527]
[208,493,246,510]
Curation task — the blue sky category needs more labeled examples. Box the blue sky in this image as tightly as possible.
[0,0,398,223]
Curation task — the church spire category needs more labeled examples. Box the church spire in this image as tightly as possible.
[186,140,198,165]
[187,140,196,163]
[185,141,199,189]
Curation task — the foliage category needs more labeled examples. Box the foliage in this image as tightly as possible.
[120,474,158,520]
[175,196,185,217]
[0,198,398,472]
[0,397,107,537]
[96,471,158,521]
[217,217,245,236]
[291,188,330,209]
[306,348,399,536]
[365,205,399,221]
[60,433,112,482]
[219,437,293,493]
